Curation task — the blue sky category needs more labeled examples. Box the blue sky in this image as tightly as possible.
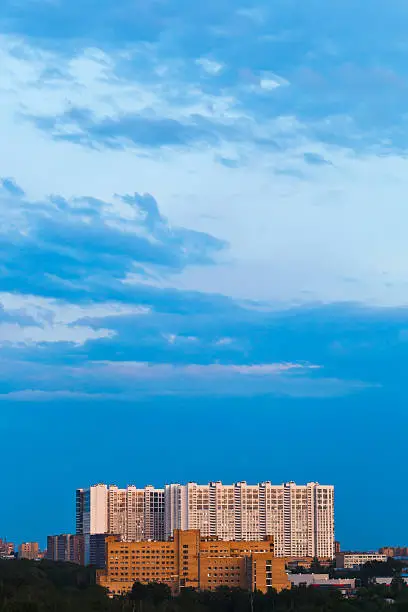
[1,0,408,550]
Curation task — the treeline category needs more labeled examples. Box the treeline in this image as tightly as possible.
[1,559,408,612]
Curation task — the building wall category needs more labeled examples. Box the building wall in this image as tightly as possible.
[199,557,246,591]
[90,534,111,569]
[249,555,290,593]
[97,530,290,596]
[126,487,145,541]
[98,537,180,595]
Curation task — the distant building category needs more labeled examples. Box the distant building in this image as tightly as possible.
[335,552,388,569]
[335,541,341,554]
[379,547,408,557]
[18,542,39,560]
[289,573,356,595]
[373,577,408,586]
[97,530,290,596]
[47,534,84,564]
[0,539,14,558]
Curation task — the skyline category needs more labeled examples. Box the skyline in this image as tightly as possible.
[3,393,408,548]
[76,481,335,558]
[4,462,405,551]
[1,0,408,554]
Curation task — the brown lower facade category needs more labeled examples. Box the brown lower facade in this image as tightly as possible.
[97,530,290,596]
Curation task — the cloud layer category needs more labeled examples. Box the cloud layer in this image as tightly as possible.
[1,0,408,398]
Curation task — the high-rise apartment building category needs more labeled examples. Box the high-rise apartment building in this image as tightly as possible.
[76,484,165,543]
[165,482,334,558]
[77,481,334,560]
[76,484,109,536]
[76,484,110,564]
[97,530,290,596]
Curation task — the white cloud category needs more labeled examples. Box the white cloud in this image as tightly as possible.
[0,293,149,324]
[97,361,319,376]
[163,334,199,344]
[0,322,113,345]
[259,73,289,90]
[0,294,149,345]
[214,337,233,345]
[196,57,224,75]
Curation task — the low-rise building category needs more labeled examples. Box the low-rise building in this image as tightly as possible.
[335,552,388,569]
[97,530,290,596]
[289,574,356,595]
[18,542,40,560]
[373,577,408,586]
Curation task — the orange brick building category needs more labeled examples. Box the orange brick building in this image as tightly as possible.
[97,530,290,596]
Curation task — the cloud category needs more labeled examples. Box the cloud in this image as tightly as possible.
[0,304,38,326]
[0,322,113,346]
[1,177,25,196]
[196,58,224,75]
[0,179,227,304]
[303,152,332,166]
[0,356,367,399]
[259,73,289,91]
[0,298,405,403]
[29,108,227,150]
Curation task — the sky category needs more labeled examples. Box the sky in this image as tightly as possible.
[1,0,408,550]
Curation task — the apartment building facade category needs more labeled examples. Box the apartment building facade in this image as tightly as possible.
[165,482,334,558]
[76,484,165,540]
[47,534,84,564]
[97,530,290,596]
